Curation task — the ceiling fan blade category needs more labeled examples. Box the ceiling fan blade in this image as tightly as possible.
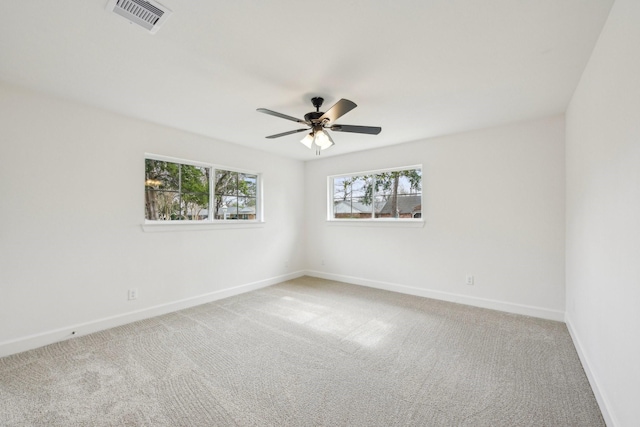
[265,128,310,139]
[318,99,357,123]
[329,124,382,135]
[257,108,307,124]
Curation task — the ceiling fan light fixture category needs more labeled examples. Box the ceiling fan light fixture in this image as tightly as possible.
[300,132,314,149]
[314,129,334,150]
[301,129,334,154]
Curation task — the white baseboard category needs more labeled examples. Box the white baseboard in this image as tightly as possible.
[0,270,564,358]
[0,271,305,358]
[305,270,565,322]
[565,314,616,427]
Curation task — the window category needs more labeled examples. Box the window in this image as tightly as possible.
[145,159,210,220]
[214,170,257,220]
[330,166,422,220]
[144,155,260,222]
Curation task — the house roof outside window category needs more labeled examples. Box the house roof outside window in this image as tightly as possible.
[379,195,422,216]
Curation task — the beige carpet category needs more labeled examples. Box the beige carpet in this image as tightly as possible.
[0,276,604,426]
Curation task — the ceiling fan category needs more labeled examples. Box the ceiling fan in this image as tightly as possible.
[257,97,382,155]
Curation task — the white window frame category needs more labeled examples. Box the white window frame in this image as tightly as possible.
[143,153,263,232]
[327,165,424,227]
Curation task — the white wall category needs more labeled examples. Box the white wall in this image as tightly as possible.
[305,116,566,320]
[565,0,640,425]
[0,83,306,356]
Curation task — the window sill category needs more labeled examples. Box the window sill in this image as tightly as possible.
[142,221,265,232]
[326,219,425,228]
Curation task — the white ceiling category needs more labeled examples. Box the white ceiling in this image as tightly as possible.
[0,0,613,160]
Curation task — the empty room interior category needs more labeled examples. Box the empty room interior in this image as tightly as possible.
[0,1,638,426]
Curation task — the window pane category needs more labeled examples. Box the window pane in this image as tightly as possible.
[377,193,422,218]
[180,195,209,220]
[351,176,369,198]
[215,170,237,196]
[334,198,371,219]
[145,158,180,220]
[180,164,209,220]
[333,176,348,201]
[216,195,237,219]
[332,175,373,219]
[237,197,256,220]
[145,159,179,191]
[239,173,257,197]
[145,190,180,220]
[181,165,209,193]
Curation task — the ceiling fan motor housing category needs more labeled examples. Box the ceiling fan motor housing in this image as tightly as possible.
[304,111,325,123]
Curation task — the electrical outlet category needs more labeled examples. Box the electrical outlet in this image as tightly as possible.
[128,288,138,300]
[321,259,325,266]
[466,275,474,286]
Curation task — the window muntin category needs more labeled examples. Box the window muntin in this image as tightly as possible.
[145,156,260,222]
[330,167,422,220]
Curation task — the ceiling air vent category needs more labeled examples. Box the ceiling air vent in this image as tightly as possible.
[106,0,172,34]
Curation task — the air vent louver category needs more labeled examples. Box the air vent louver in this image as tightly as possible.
[106,0,172,34]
